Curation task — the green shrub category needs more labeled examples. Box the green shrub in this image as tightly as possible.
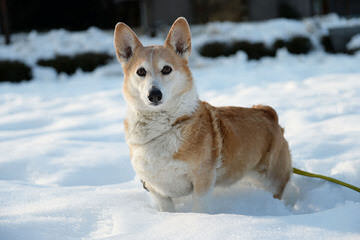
[232,41,275,60]
[199,36,313,59]
[198,42,235,58]
[0,60,32,83]
[199,41,275,60]
[320,35,335,53]
[320,35,356,54]
[73,52,113,72]
[38,55,75,74]
[37,52,113,75]
[350,48,360,54]
[272,39,286,50]
[285,36,313,54]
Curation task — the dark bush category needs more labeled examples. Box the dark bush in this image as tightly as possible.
[73,53,113,72]
[321,35,335,53]
[350,48,360,54]
[285,36,313,54]
[272,39,286,50]
[37,52,113,75]
[199,36,313,59]
[320,35,356,54]
[38,55,75,74]
[0,60,32,83]
[199,41,275,59]
[198,42,236,58]
[232,41,276,60]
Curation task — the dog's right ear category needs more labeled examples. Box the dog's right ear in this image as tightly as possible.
[114,23,143,64]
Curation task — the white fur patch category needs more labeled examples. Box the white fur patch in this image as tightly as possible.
[125,85,199,198]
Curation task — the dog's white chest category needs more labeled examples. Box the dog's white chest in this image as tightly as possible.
[127,122,192,198]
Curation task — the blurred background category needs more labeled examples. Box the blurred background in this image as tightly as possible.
[1,2,360,238]
[2,0,360,35]
[2,0,360,33]
[1,0,360,83]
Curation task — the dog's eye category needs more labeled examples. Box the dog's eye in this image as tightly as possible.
[136,67,146,77]
[161,65,172,75]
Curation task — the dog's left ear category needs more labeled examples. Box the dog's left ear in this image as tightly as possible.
[164,17,191,60]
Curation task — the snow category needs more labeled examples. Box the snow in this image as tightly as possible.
[190,13,360,51]
[191,18,310,47]
[1,15,360,239]
[348,34,360,50]
[311,13,360,32]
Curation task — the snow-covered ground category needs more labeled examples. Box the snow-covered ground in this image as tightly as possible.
[348,33,360,51]
[1,15,360,239]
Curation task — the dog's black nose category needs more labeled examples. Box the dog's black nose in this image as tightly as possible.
[148,87,162,104]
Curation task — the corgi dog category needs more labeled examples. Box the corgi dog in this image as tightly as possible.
[114,17,292,212]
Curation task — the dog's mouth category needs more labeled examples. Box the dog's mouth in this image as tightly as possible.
[149,101,162,106]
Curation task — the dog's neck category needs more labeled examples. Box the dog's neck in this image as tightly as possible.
[125,86,199,145]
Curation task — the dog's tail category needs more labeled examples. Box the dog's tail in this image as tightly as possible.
[252,105,279,124]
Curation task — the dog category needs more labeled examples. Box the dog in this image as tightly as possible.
[114,17,292,212]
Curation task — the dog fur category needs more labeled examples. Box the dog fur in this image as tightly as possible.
[114,17,292,212]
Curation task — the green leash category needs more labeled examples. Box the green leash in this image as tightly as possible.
[293,167,360,193]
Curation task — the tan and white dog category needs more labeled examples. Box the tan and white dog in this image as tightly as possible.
[114,17,292,212]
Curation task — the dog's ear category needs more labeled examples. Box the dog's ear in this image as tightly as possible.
[114,22,143,64]
[164,17,191,60]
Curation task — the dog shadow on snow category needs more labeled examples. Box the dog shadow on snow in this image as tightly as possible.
[170,174,360,216]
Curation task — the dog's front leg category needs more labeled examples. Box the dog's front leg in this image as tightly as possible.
[143,181,175,212]
[191,164,216,213]
[150,191,175,212]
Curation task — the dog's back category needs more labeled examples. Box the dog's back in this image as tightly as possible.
[174,102,292,199]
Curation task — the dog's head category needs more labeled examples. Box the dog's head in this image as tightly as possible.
[114,17,194,112]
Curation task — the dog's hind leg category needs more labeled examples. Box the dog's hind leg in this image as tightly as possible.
[267,140,292,199]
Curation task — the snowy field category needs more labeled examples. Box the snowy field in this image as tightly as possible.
[1,15,360,239]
